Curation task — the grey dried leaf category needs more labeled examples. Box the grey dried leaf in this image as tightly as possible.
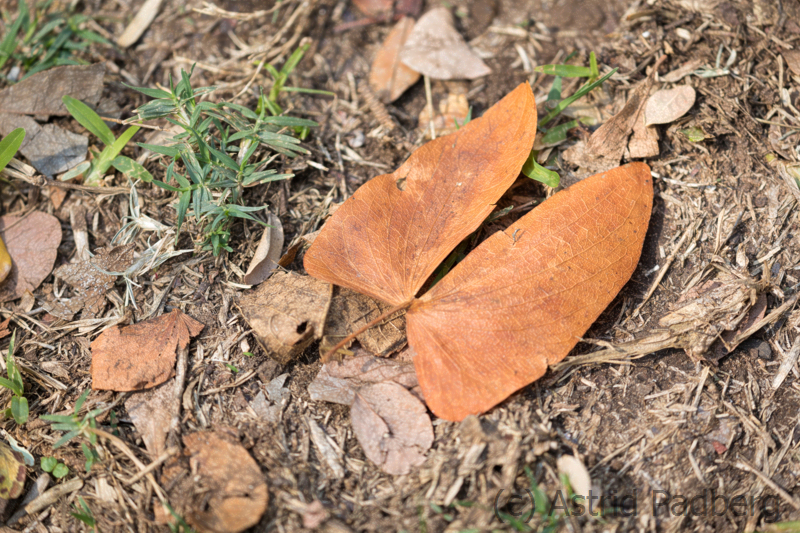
[399,8,491,80]
[0,63,105,117]
[308,355,418,406]
[53,244,135,318]
[239,272,332,364]
[0,212,62,303]
[0,115,88,177]
[125,381,173,457]
[644,86,696,126]
[628,113,660,159]
[351,382,433,475]
[243,211,284,286]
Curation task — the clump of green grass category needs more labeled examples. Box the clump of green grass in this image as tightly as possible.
[0,0,112,81]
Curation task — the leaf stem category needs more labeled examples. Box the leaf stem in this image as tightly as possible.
[321,300,413,363]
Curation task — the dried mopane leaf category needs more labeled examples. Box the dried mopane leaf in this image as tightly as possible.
[182,431,268,533]
[418,92,470,138]
[304,83,536,305]
[321,287,406,357]
[399,8,491,80]
[51,244,135,318]
[239,271,332,364]
[352,0,393,17]
[0,212,62,303]
[628,111,660,158]
[125,382,173,457]
[644,85,696,126]
[409,163,653,420]
[309,354,418,405]
[369,17,421,103]
[350,382,433,475]
[567,70,657,173]
[243,211,284,286]
[91,309,204,391]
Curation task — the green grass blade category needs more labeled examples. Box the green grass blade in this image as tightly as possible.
[62,95,115,146]
[521,154,560,188]
[0,128,25,172]
[539,68,617,128]
[534,64,593,77]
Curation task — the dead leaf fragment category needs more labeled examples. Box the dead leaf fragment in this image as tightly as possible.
[628,115,660,158]
[321,287,406,357]
[309,355,418,405]
[350,382,433,475]
[369,16,421,103]
[399,8,491,80]
[644,86,696,126]
[418,92,470,138]
[117,0,164,48]
[661,58,703,82]
[305,83,537,305]
[243,211,284,286]
[783,50,800,76]
[239,271,332,364]
[125,382,173,457]
[0,318,10,340]
[0,115,88,177]
[182,431,268,533]
[0,212,62,303]
[51,244,135,318]
[353,0,393,17]
[91,309,204,391]
[0,63,105,117]
[409,163,653,420]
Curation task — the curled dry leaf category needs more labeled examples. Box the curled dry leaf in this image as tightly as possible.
[350,382,433,475]
[50,244,135,318]
[308,355,418,406]
[243,211,284,286]
[91,309,204,391]
[644,85,696,126]
[321,287,406,357]
[125,382,173,457]
[409,163,653,420]
[0,212,62,303]
[182,431,268,533]
[239,271,332,364]
[369,16,420,103]
[556,455,592,498]
[305,82,536,306]
[399,8,491,80]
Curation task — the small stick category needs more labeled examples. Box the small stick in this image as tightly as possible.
[321,301,412,362]
[424,75,436,140]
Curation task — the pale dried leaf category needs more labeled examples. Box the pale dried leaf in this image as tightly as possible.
[369,17,420,103]
[91,309,204,391]
[0,115,87,176]
[117,0,164,48]
[125,382,173,457]
[399,8,491,80]
[243,212,284,286]
[182,431,268,533]
[644,86,696,126]
[661,59,703,82]
[784,50,800,76]
[307,418,344,479]
[239,272,332,364]
[418,92,470,138]
[352,0,393,17]
[0,212,62,303]
[350,382,433,475]
[556,455,592,498]
[308,355,418,405]
[628,115,660,158]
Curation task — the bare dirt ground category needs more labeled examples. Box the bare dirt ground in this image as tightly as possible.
[3,0,800,532]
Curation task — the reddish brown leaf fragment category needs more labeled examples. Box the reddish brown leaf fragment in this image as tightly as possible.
[408,163,653,421]
[0,212,62,303]
[304,82,537,306]
[182,431,268,533]
[352,0,393,17]
[369,16,420,103]
[91,309,204,391]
